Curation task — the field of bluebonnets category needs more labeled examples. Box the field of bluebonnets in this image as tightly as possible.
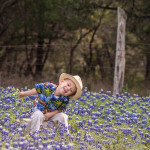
[0,86,150,150]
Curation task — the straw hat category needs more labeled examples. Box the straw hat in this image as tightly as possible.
[59,73,83,99]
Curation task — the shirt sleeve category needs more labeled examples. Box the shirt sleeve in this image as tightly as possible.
[35,82,56,97]
[35,83,45,94]
[45,82,57,89]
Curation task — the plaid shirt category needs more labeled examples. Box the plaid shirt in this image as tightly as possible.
[32,82,69,112]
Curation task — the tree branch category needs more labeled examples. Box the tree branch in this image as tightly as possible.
[68,28,94,73]
[88,10,105,68]
[0,0,19,18]
[91,3,117,11]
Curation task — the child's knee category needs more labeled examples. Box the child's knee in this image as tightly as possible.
[50,113,68,123]
[58,113,68,122]
[60,113,68,119]
[32,110,44,119]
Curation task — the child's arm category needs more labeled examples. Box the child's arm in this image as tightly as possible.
[44,110,62,121]
[18,88,37,98]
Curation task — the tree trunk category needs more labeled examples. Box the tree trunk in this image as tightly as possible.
[95,46,105,79]
[35,36,44,77]
[68,30,93,74]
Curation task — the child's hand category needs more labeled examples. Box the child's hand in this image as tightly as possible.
[18,92,26,98]
[44,110,63,121]
[58,110,63,113]
[44,113,49,121]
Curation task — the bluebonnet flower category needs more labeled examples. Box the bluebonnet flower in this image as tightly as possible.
[131,134,137,140]
[61,144,67,150]
[87,120,92,126]
[67,143,74,150]
[5,143,10,149]
[114,128,118,133]
[77,132,81,136]
[76,136,80,142]
[72,128,76,132]
[141,141,146,144]
[146,138,150,143]
[139,132,144,138]
[69,135,74,141]
[13,142,18,148]
[144,133,149,138]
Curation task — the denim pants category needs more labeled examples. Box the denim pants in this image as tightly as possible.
[23,109,69,133]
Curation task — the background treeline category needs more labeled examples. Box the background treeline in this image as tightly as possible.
[0,0,149,96]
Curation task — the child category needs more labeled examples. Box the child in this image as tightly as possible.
[18,73,83,133]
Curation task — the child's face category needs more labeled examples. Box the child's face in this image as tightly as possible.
[57,79,77,97]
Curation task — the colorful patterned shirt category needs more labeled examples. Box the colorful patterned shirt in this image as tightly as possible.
[32,82,69,112]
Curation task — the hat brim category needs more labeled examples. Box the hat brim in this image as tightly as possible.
[59,73,82,99]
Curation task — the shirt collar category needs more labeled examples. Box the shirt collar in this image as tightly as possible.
[52,92,69,100]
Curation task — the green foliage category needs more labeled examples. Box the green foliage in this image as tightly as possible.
[0,0,149,94]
